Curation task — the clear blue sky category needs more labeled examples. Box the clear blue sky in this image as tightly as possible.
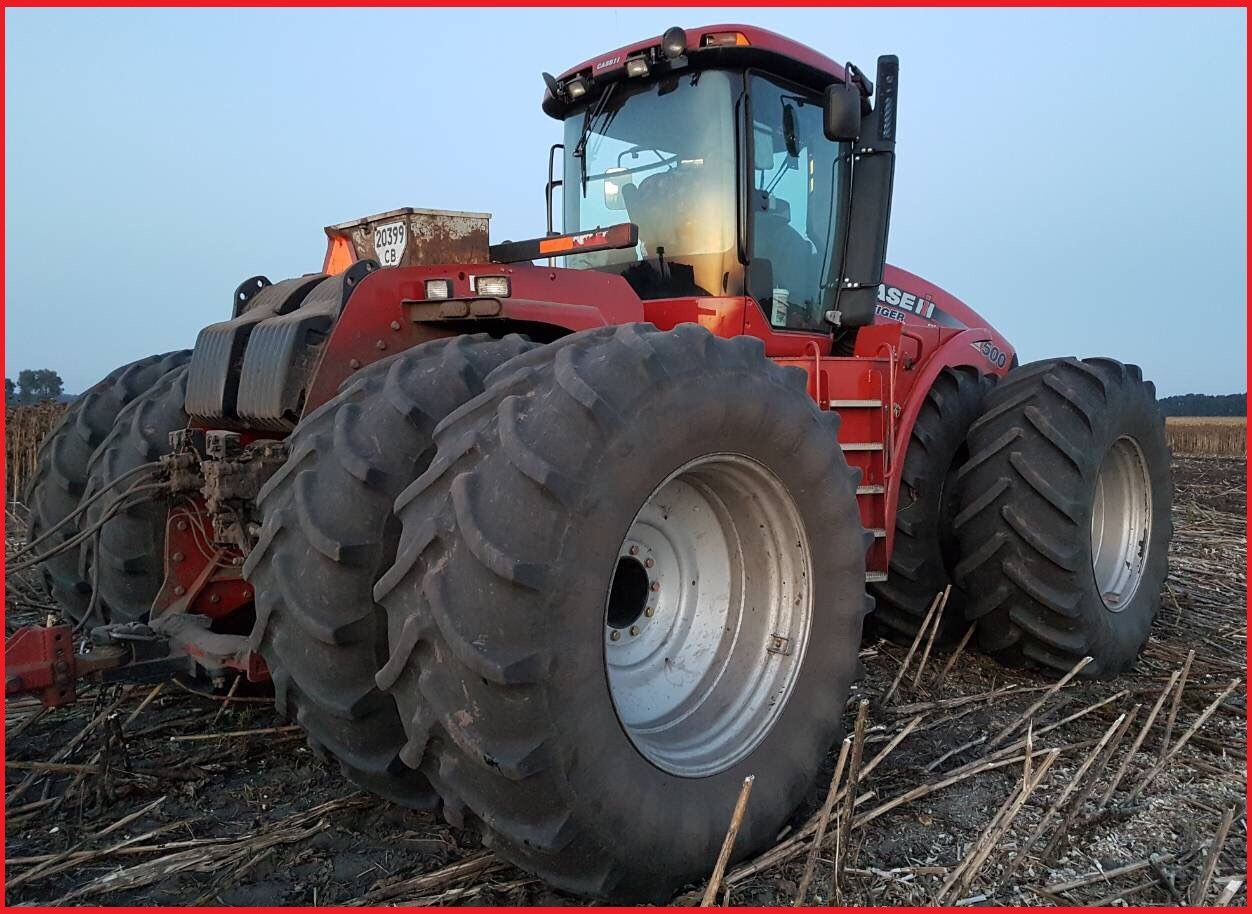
[5,7,1246,396]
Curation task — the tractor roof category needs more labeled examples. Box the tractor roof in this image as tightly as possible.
[545,23,847,117]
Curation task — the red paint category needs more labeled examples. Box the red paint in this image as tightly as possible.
[307,262,643,414]
[645,296,746,337]
[151,505,254,623]
[556,23,846,86]
[4,625,79,707]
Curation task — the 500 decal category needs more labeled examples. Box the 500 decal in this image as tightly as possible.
[877,284,935,319]
[971,339,1008,369]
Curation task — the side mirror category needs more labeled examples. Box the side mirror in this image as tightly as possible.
[603,167,632,211]
[824,82,861,142]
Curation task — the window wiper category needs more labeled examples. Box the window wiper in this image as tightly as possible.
[572,82,618,195]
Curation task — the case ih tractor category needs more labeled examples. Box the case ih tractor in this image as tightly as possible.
[8,24,1171,901]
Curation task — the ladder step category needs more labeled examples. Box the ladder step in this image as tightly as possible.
[856,484,885,495]
[865,571,889,583]
[827,399,883,408]
[841,442,884,452]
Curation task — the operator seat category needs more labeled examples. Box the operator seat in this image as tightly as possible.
[754,197,816,317]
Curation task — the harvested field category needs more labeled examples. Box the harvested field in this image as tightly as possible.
[1167,416,1247,458]
[4,456,1247,906]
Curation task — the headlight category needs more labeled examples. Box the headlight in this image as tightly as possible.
[474,276,511,297]
[424,279,452,299]
[625,56,650,78]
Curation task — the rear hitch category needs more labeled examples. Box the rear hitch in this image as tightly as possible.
[4,615,268,709]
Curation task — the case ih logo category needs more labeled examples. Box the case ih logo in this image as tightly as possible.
[594,56,621,71]
[877,283,935,319]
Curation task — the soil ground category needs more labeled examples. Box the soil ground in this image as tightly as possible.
[5,456,1246,906]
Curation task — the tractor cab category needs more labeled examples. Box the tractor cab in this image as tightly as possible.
[542,24,896,336]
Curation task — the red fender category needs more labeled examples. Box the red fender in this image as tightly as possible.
[882,328,1016,559]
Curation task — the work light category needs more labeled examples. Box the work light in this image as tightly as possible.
[424,279,452,299]
[475,276,511,297]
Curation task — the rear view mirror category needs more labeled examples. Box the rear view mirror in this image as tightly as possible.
[782,103,799,158]
[824,82,861,142]
[604,167,631,211]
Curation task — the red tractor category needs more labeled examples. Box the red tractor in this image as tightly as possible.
[10,24,1171,901]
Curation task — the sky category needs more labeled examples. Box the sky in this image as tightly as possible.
[4,7,1247,396]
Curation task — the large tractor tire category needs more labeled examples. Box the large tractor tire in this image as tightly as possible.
[23,351,190,621]
[870,365,992,641]
[77,365,191,625]
[243,333,535,809]
[374,324,871,902]
[953,357,1172,678]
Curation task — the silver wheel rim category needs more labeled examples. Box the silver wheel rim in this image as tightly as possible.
[604,453,813,778]
[1090,435,1153,611]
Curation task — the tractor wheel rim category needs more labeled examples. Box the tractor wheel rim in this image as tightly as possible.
[1090,435,1153,611]
[604,453,813,778]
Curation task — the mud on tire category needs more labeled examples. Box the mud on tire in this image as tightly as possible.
[75,365,191,625]
[243,334,535,808]
[374,324,872,902]
[24,351,190,621]
[870,365,991,641]
[953,357,1172,678]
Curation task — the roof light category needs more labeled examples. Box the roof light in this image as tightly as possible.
[661,26,687,59]
[474,275,511,297]
[424,279,452,299]
[565,76,590,100]
[701,31,750,48]
[625,56,650,78]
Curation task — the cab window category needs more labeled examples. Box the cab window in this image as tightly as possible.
[749,74,850,332]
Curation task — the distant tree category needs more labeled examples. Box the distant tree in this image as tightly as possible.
[1157,392,1246,417]
[4,377,15,404]
[16,368,64,404]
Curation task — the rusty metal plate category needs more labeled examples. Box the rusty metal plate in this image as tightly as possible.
[324,207,490,268]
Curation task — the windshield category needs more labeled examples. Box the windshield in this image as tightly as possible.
[561,70,738,299]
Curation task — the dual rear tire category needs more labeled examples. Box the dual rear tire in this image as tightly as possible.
[953,357,1172,677]
[242,334,537,807]
[246,323,871,901]
[24,351,190,625]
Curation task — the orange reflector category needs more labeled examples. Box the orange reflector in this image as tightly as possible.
[702,31,750,47]
[322,234,355,276]
[538,225,634,255]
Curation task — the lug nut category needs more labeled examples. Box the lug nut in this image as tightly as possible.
[644,606,655,618]
[349,358,362,369]
[610,630,621,641]
[650,581,660,592]
[375,340,387,351]
[629,625,640,636]
[629,545,639,556]
[390,320,401,331]
[644,558,654,568]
